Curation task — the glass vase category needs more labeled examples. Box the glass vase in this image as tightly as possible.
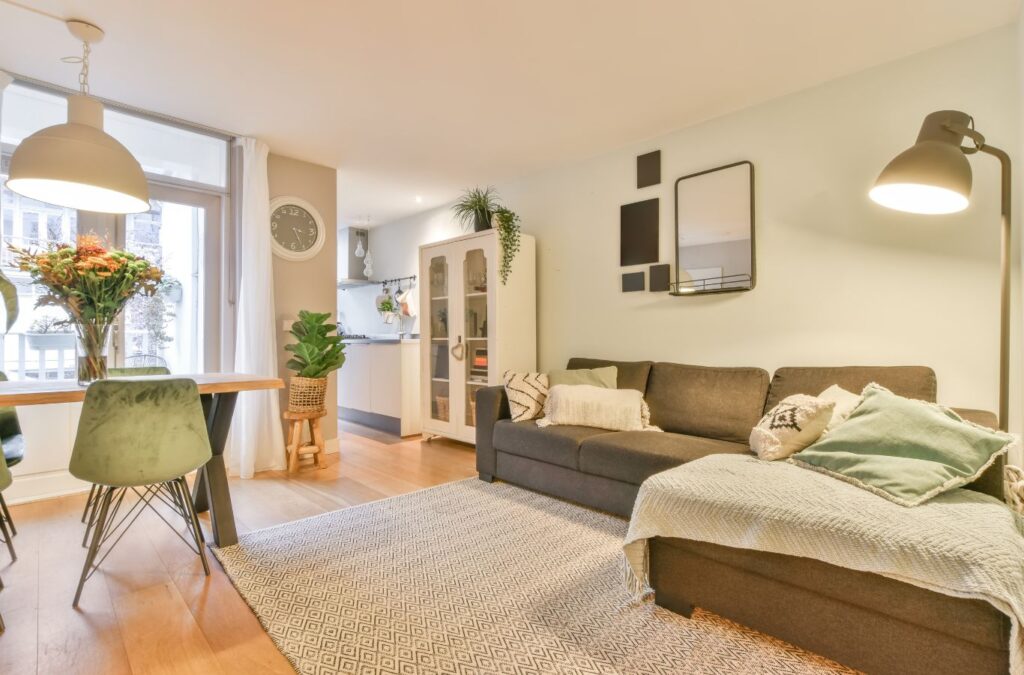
[76,320,112,385]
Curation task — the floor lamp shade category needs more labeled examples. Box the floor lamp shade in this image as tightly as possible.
[5,95,149,214]
[869,110,973,215]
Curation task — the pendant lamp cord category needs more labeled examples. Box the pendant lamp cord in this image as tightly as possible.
[60,40,91,94]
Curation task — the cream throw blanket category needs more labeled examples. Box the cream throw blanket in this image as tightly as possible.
[537,384,660,432]
[623,454,1024,674]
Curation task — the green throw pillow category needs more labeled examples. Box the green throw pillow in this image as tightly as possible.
[790,383,1013,507]
[547,366,618,389]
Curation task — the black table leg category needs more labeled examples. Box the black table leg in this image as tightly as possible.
[192,392,239,547]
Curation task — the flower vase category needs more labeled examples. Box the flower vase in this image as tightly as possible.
[76,321,112,385]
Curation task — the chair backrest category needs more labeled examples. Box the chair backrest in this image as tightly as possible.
[124,354,168,369]
[0,451,10,493]
[0,372,22,441]
[109,366,172,377]
[70,379,211,487]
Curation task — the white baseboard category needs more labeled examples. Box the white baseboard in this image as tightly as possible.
[6,469,91,505]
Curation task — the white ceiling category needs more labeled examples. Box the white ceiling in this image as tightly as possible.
[0,1,1018,228]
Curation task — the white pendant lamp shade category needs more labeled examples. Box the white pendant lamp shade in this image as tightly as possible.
[6,94,150,214]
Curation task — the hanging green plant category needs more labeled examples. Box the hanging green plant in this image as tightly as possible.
[493,207,521,285]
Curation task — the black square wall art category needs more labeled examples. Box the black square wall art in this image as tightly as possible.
[637,150,661,188]
[620,198,659,266]
[649,264,670,292]
[622,271,645,292]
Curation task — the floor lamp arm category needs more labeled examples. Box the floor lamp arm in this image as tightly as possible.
[978,144,1011,431]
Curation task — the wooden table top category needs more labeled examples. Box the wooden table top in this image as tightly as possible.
[0,373,284,406]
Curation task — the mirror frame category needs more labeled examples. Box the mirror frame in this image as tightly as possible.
[672,160,756,296]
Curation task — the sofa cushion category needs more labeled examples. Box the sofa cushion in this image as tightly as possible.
[765,366,937,412]
[579,431,749,485]
[492,419,610,470]
[566,357,652,393]
[644,362,769,443]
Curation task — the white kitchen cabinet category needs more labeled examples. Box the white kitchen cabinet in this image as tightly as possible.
[338,340,421,436]
[419,229,536,444]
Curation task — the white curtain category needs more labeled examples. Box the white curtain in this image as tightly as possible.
[226,137,285,478]
[0,71,12,134]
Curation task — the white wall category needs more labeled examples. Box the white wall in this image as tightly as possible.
[347,27,1023,465]
[337,206,462,336]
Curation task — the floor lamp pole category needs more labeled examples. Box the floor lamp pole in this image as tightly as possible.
[979,144,1011,432]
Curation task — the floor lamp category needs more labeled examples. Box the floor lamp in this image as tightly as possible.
[869,110,1011,431]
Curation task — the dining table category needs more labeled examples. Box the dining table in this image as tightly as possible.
[0,373,284,547]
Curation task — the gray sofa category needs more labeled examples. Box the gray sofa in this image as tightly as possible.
[475,358,1009,675]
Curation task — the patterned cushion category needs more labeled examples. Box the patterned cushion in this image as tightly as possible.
[750,394,834,461]
[502,371,549,422]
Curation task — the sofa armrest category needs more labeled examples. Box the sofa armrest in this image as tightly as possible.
[951,407,1005,502]
[952,407,998,429]
[475,386,510,480]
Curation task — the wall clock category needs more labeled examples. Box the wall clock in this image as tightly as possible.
[270,196,326,261]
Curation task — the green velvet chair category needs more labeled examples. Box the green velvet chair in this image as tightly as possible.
[81,366,171,530]
[71,378,212,607]
[0,451,13,633]
[0,372,24,539]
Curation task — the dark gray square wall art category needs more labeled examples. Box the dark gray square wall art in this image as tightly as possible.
[622,271,645,292]
[637,150,661,188]
[649,264,670,292]
[620,198,659,266]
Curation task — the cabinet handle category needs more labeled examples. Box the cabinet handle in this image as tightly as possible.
[451,336,465,361]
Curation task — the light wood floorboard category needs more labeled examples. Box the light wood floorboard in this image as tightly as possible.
[0,422,476,674]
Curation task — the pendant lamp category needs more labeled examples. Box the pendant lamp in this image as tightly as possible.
[5,20,149,214]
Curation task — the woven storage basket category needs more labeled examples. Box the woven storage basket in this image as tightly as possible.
[289,376,328,414]
[1006,465,1024,514]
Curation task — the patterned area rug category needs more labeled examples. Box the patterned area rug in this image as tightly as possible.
[213,480,855,674]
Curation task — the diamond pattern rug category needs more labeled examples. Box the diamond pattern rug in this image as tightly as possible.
[213,479,855,674]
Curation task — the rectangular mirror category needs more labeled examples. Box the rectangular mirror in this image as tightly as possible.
[673,161,755,295]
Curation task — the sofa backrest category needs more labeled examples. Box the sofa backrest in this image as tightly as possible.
[765,366,937,413]
[566,357,653,393]
[645,362,770,444]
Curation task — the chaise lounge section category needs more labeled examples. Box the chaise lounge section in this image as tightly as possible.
[475,358,1010,675]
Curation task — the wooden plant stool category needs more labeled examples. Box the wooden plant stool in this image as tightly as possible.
[283,410,326,473]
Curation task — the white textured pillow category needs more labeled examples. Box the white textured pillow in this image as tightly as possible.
[503,371,549,422]
[536,384,660,432]
[818,384,861,433]
[750,394,835,461]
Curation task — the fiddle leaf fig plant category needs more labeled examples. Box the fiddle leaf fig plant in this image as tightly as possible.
[285,310,346,378]
[0,267,18,333]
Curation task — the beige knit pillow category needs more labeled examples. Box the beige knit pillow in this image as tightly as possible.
[750,394,835,461]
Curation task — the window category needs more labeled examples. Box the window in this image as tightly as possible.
[0,81,230,379]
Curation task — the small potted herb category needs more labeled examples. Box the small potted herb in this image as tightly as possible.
[284,310,346,414]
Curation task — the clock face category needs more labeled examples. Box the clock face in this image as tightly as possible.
[271,204,320,254]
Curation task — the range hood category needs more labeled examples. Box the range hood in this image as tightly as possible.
[338,227,371,288]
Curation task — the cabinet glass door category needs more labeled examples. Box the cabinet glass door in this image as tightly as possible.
[427,255,451,423]
[463,247,489,428]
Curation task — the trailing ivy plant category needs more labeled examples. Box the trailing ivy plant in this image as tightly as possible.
[493,207,521,285]
[285,310,346,379]
[452,186,500,231]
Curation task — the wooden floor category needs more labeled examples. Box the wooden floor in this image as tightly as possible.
[0,422,476,674]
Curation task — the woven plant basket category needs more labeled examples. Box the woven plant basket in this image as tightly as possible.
[289,376,328,414]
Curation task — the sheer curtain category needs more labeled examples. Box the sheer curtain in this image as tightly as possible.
[0,71,11,138]
[226,137,284,477]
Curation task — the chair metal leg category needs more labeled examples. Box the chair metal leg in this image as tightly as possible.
[176,477,210,576]
[0,572,5,634]
[0,497,15,563]
[81,484,98,523]
[0,492,16,537]
[74,486,113,608]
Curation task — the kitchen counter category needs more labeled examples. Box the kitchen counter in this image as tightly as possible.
[342,336,419,344]
[338,339,421,436]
